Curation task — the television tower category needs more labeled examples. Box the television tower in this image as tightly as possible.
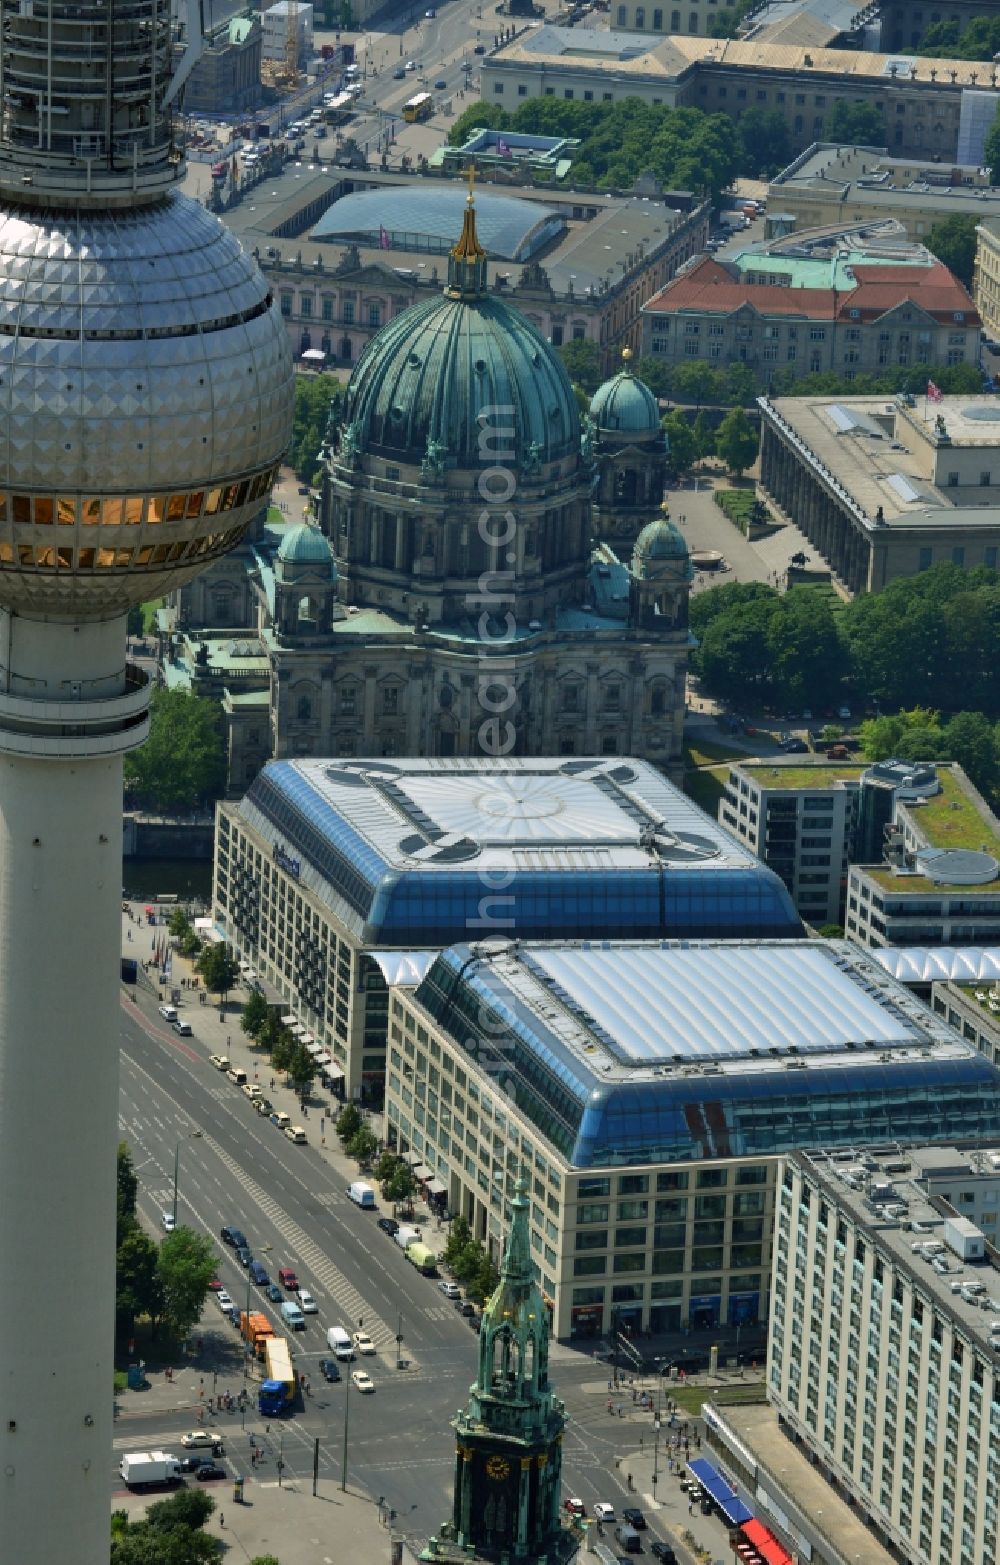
[0,6,293,1560]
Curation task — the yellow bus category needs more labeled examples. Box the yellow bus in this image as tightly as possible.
[403,92,433,123]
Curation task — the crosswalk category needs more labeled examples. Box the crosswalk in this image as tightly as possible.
[206,1133,402,1357]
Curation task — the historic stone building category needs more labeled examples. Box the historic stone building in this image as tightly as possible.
[167,191,691,791]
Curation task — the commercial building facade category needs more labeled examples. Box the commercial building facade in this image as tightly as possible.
[771,142,995,242]
[383,937,1000,1341]
[770,1145,1000,1565]
[212,757,801,1103]
[719,760,863,926]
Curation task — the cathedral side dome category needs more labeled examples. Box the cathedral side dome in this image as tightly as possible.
[590,349,660,437]
[277,523,336,574]
[340,191,580,470]
[633,507,690,574]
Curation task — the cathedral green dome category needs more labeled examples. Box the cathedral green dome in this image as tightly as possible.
[276,523,336,573]
[341,196,580,470]
[634,512,689,565]
[590,352,660,436]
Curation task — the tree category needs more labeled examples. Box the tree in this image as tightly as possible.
[715,407,759,476]
[447,101,510,147]
[691,410,716,460]
[444,1215,472,1271]
[857,708,946,762]
[735,108,790,177]
[112,1526,220,1564]
[146,1489,215,1534]
[942,711,1000,796]
[286,1039,315,1100]
[697,596,777,705]
[824,100,885,146]
[376,1149,403,1185]
[117,1141,138,1248]
[558,338,602,394]
[662,412,696,477]
[116,1225,162,1335]
[290,373,344,484]
[765,589,849,710]
[124,688,225,814]
[925,214,978,289]
[240,989,269,1041]
[336,1103,363,1143]
[347,1125,378,1167]
[269,1025,294,1074]
[386,1162,417,1209]
[196,942,240,1004]
[157,1227,217,1340]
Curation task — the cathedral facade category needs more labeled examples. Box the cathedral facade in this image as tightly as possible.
[168,193,691,791]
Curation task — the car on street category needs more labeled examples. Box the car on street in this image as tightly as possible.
[208,1276,223,1291]
[438,1281,461,1299]
[181,1431,224,1450]
[352,1370,375,1392]
[209,1054,229,1070]
[474,42,485,51]
[160,1212,176,1232]
[236,1246,253,1267]
[425,7,436,15]
[353,1330,376,1354]
[158,1004,177,1021]
[838,704,852,719]
[265,1283,283,1303]
[393,66,405,77]
[457,1300,476,1316]
[593,1503,615,1522]
[622,1506,646,1529]
[172,1019,193,1036]
[270,1111,291,1130]
[377,1217,398,1236]
[650,1544,678,1563]
[781,738,808,753]
[298,1289,318,1313]
[177,1455,204,1474]
[216,1289,234,1312]
[255,1097,273,1116]
[220,1226,247,1248]
[250,1261,271,1287]
[278,1267,299,1290]
[563,1497,586,1516]
[195,1462,226,1481]
[405,59,417,69]
[318,1357,341,1382]
[434,77,447,87]
[242,1082,263,1100]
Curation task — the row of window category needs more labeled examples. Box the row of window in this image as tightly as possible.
[0,526,245,572]
[0,468,277,529]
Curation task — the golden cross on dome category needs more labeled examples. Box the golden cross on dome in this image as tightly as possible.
[465,162,477,202]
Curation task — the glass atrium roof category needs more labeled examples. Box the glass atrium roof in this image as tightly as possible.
[237,758,801,945]
[413,939,1000,1167]
[312,189,562,262]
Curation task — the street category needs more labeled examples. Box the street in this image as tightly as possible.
[114,974,742,1562]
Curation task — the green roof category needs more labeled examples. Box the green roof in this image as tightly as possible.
[909,768,1000,855]
[736,763,864,790]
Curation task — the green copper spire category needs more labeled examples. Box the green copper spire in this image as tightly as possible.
[422,1177,575,1563]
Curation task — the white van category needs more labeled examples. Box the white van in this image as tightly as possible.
[348,1180,375,1208]
[327,1325,354,1360]
[394,1225,421,1250]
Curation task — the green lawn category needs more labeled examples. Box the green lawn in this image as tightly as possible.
[683,763,730,815]
[684,737,743,769]
[667,1381,768,1417]
[139,599,163,634]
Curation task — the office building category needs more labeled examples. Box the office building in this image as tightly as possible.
[770,142,995,243]
[261,0,312,67]
[758,394,1000,595]
[846,762,1000,948]
[641,228,977,388]
[770,1144,1000,1565]
[0,2,293,1560]
[719,760,863,926]
[212,756,801,1102]
[974,215,1000,345]
[382,936,1000,1341]
[481,30,990,161]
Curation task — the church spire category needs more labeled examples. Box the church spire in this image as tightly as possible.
[446,165,488,299]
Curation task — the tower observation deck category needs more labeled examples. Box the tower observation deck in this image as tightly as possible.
[0,5,294,1560]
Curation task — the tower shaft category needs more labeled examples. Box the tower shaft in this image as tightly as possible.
[0,612,149,1563]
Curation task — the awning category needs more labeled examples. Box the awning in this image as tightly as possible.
[368,950,438,987]
[194,917,214,932]
[290,1023,305,1036]
[741,1520,793,1565]
[427,1178,446,1196]
[307,1041,323,1056]
[324,1063,345,1082]
[403,1151,422,1167]
[317,1050,332,1065]
[280,1014,297,1026]
[687,1459,754,1526]
[413,1163,433,1181]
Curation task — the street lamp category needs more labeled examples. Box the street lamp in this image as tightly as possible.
[172,1130,203,1226]
[244,1243,272,1381]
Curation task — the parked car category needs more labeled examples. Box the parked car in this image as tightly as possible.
[393,66,405,77]
[438,1280,461,1299]
[209,1054,229,1071]
[563,1497,586,1516]
[298,1289,318,1313]
[220,1226,247,1248]
[474,41,485,51]
[236,1246,253,1268]
[160,1212,176,1232]
[215,1290,234,1312]
[457,1300,477,1317]
[172,1019,193,1036]
[318,1357,341,1382]
[207,1277,223,1292]
[377,1217,399,1236]
[265,1283,283,1303]
[651,1543,678,1563]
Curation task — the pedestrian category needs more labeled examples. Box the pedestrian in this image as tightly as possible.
[270,1077,275,1089]
[689,1501,694,1515]
[219,1513,225,1528]
[627,1473,633,1491]
[227,1035,231,1047]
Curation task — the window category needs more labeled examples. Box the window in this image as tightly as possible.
[653,7,663,23]
[280,292,292,318]
[518,83,527,96]
[322,297,333,321]
[368,302,381,328]
[617,2,626,19]
[300,296,312,318]
[635,5,645,22]
[343,300,355,325]
[952,546,965,566]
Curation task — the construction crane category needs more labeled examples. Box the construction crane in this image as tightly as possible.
[285,0,299,86]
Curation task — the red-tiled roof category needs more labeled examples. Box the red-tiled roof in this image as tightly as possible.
[644,255,979,326]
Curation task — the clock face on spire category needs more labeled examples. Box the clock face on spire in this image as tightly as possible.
[486,1454,512,1481]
